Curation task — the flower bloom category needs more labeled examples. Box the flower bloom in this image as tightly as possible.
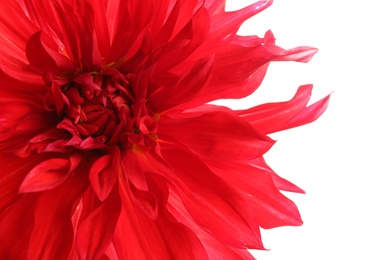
[0,0,329,259]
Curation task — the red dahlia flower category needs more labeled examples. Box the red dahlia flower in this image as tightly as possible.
[0,0,329,259]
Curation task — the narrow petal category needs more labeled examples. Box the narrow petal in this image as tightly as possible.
[167,189,258,260]
[252,157,305,194]
[208,160,303,228]
[280,93,331,131]
[208,0,272,43]
[237,85,330,134]
[236,84,313,134]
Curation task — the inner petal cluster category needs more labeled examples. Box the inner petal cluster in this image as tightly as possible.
[43,68,158,150]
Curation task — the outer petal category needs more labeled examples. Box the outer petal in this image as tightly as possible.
[208,160,303,229]
[162,149,264,249]
[167,190,257,260]
[251,157,305,194]
[208,0,272,43]
[187,31,318,105]
[159,111,274,161]
[237,84,330,134]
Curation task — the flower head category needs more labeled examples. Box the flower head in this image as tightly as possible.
[0,0,329,259]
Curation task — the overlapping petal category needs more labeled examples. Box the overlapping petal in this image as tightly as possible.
[159,111,274,161]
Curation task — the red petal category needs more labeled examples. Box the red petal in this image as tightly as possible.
[168,191,257,260]
[150,56,214,112]
[76,187,122,260]
[204,0,227,15]
[209,160,303,228]
[251,157,305,194]
[110,173,208,259]
[0,101,31,141]
[0,0,38,80]
[155,5,210,73]
[112,178,170,259]
[208,0,272,43]
[237,84,313,134]
[0,154,27,211]
[19,158,70,193]
[162,149,264,249]
[0,52,43,84]
[26,31,75,74]
[237,85,330,134]
[89,147,121,201]
[0,194,37,259]
[148,174,209,259]
[159,111,274,161]
[281,93,331,130]
[27,175,86,259]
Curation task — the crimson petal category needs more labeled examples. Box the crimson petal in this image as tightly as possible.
[237,84,330,134]
[89,147,121,201]
[76,187,122,260]
[159,111,274,161]
[27,176,86,260]
[19,158,70,193]
[163,149,264,249]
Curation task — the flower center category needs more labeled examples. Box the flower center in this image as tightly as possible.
[43,68,158,150]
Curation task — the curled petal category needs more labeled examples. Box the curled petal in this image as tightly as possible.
[26,31,75,74]
[89,147,121,201]
[208,0,272,42]
[19,158,70,193]
[237,84,330,134]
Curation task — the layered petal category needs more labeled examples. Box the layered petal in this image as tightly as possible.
[208,160,303,228]
[27,175,86,259]
[76,187,122,260]
[159,111,274,161]
[162,149,264,249]
[110,172,208,259]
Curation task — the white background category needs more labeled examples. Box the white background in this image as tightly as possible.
[222,0,390,259]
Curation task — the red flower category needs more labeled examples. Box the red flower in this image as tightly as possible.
[0,0,329,259]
